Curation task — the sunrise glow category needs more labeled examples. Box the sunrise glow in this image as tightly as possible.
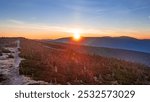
[73,30,81,41]
[0,0,150,39]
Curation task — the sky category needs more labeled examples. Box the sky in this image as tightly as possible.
[0,0,150,39]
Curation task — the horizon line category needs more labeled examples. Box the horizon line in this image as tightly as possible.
[1,35,150,40]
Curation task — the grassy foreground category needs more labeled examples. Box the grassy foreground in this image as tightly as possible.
[19,39,150,85]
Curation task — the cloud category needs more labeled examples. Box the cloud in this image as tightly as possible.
[7,19,24,24]
[2,18,143,38]
[0,19,100,36]
[95,8,108,15]
[130,6,149,12]
[148,16,150,19]
[0,19,78,32]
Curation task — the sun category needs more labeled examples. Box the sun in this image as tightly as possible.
[73,30,81,41]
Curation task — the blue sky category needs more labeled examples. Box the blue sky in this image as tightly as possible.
[0,0,150,39]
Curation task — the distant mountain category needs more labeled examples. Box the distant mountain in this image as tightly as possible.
[53,36,150,53]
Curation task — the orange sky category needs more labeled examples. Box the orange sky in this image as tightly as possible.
[0,21,150,39]
[0,31,150,40]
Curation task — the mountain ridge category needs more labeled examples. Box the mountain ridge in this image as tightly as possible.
[52,36,150,53]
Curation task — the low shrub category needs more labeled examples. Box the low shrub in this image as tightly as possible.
[8,54,14,58]
[0,74,6,82]
[1,48,11,53]
[0,51,2,56]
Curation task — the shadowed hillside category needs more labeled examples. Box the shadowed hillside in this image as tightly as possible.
[18,38,150,85]
[54,36,150,53]
[51,37,150,66]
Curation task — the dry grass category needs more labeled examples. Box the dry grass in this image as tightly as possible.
[18,39,150,85]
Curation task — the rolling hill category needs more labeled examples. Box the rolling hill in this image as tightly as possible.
[48,36,150,66]
[53,36,150,53]
[1,37,150,85]
[19,38,150,84]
